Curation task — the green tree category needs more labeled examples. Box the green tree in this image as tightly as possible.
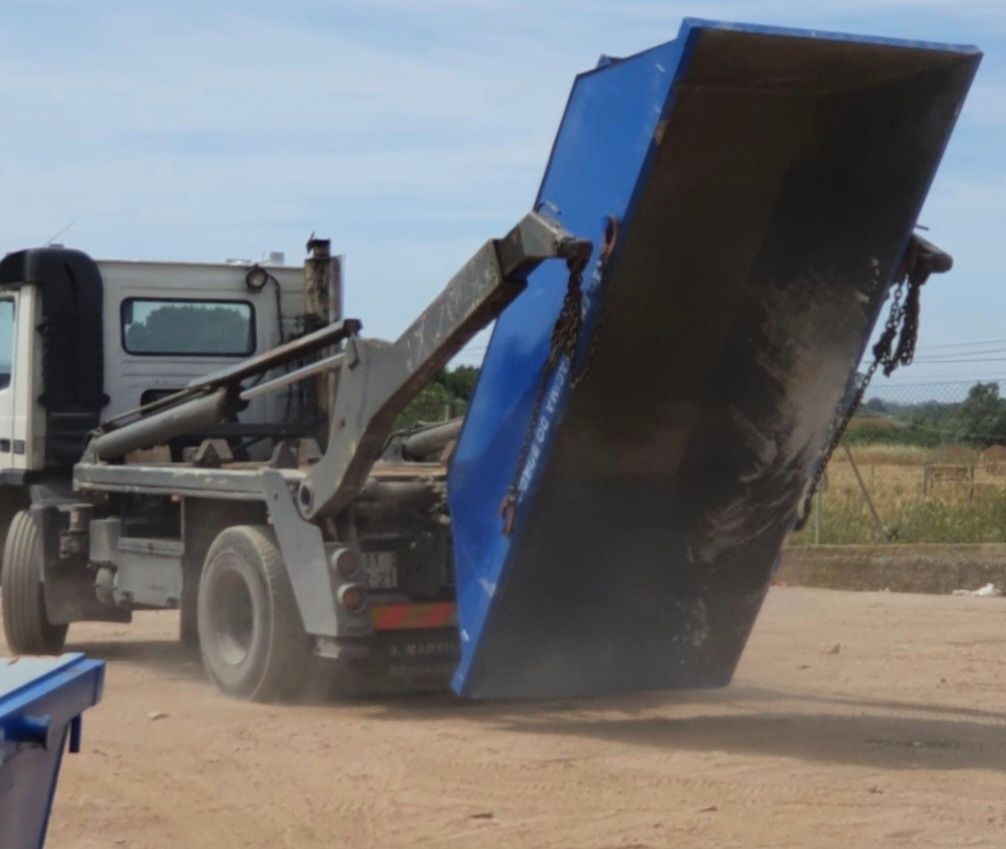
[952,382,1006,446]
[437,365,479,402]
[395,365,481,429]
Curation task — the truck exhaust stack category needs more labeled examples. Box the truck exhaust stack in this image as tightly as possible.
[448,20,980,698]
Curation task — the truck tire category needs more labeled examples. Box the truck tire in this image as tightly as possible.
[197,525,309,700]
[1,510,68,654]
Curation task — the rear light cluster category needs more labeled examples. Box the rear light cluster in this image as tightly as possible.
[338,583,367,613]
[331,547,360,579]
[331,547,367,612]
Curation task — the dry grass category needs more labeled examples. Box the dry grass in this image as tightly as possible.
[789,443,1006,545]
[841,444,935,466]
[843,443,986,466]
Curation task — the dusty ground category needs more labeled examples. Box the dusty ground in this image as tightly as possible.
[15,587,1006,849]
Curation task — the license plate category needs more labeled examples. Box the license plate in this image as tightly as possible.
[362,551,398,589]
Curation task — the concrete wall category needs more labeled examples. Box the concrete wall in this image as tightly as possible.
[778,544,1006,594]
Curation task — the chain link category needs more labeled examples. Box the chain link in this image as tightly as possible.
[499,219,615,534]
[793,252,925,531]
[571,216,618,388]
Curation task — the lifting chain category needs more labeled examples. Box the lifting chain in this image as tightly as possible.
[794,235,948,531]
[499,216,618,535]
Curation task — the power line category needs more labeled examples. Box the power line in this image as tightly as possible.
[869,377,1006,386]
[912,347,1006,361]
[914,337,1006,351]
[910,356,1006,364]
[863,350,1006,365]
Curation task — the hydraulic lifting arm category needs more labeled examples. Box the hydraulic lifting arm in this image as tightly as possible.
[83,211,591,523]
[297,211,591,519]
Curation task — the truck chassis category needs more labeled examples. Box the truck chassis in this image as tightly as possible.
[1,212,589,699]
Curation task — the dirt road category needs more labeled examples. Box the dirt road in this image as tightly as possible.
[15,587,1006,848]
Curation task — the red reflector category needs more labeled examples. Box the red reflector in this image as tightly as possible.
[371,602,457,631]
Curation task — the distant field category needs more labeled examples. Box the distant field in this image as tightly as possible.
[789,442,1006,545]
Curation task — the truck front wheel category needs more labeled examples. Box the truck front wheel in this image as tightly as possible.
[1,510,68,654]
[197,525,309,700]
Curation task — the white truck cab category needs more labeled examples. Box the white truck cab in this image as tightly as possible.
[0,248,312,481]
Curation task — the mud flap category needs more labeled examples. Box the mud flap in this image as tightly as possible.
[448,19,980,698]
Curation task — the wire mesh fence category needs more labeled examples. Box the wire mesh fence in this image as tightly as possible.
[792,376,1006,546]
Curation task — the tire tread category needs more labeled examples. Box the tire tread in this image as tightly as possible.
[198,525,308,701]
[1,510,67,654]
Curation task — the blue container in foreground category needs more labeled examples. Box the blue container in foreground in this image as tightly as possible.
[1,654,105,849]
[448,19,981,698]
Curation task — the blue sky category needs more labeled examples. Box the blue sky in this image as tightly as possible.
[0,0,1002,382]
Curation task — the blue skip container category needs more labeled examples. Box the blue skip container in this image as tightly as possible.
[1,654,105,849]
[448,19,980,698]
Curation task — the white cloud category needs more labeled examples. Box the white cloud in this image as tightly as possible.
[0,0,999,344]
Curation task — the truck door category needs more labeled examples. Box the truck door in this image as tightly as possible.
[0,295,18,469]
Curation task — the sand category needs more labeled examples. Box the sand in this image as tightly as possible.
[16,586,1006,848]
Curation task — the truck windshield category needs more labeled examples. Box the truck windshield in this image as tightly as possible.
[121,298,254,356]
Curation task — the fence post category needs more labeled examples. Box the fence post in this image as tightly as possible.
[813,487,821,546]
[843,443,890,541]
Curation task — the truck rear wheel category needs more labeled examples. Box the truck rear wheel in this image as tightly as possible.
[197,525,309,700]
[1,510,68,654]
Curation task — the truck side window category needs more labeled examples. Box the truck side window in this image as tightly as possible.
[121,298,255,356]
[0,299,14,390]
